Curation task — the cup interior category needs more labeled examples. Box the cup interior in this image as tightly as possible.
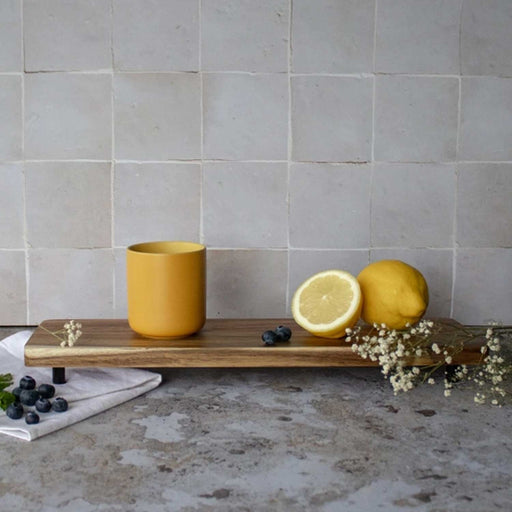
[128,241,205,255]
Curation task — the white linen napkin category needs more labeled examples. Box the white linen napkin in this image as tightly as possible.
[0,330,162,441]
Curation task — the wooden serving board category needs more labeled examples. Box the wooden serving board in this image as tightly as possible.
[24,318,485,369]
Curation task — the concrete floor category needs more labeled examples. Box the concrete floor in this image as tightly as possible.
[0,327,511,511]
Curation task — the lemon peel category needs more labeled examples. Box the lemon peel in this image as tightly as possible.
[357,260,428,330]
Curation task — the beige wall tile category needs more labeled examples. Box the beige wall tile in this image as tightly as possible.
[202,0,288,72]
[114,73,200,160]
[0,251,26,324]
[372,163,456,248]
[376,0,461,74]
[289,164,371,249]
[28,249,114,324]
[0,75,21,160]
[292,76,372,163]
[113,0,198,71]
[461,0,512,76]
[375,76,458,162]
[0,0,22,72]
[114,162,200,246]
[25,73,111,159]
[0,164,24,248]
[292,0,374,73]
[457,163,512,247]
[24,0,111,71]
[207,250,287,318]
[459,77,512,161]
[203,73,288,160]
[203,162,288,248]
[454,249,512,324]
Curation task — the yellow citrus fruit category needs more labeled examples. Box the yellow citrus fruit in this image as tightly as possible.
[357,260,429,330]
[291,270,363,338]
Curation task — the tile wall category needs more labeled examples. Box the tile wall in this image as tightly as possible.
[1,0,511,325]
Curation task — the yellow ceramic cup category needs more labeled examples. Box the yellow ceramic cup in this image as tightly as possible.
[127,241,206,339]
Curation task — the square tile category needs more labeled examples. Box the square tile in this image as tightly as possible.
[207,249,287,318]
[203,162,287,248]
[461,0,512,76]
[203,73,288,160]
[289,163,371,248]
[28,249,114,324]
[0,75,21,160]
[375,76,458,162]
[292,76,372,162]
[113,0,198,71]
[0,250,26,324]
[202,0,288,72]
[372,163,456,247]
[0,164,24,248]
[288,249,369,312]
[453,249,512,324]
[114,247,127,319]
[375,0,460,74]
[114,73,200,160]
[0,0,22,71]
[25,73,111,159]
[459,77,512,161]
[457,163,512,247]
[24,0,111,71]
[292,0,374,73]
[25,162,111,248]
[114,162,200,246]
[370,249,453,318]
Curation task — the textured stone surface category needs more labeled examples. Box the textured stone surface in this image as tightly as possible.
[1,328,511,511]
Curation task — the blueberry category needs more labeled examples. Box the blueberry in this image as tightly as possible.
[20,389,40,406]
[275,325,292,342]
[5,402,24,420]
[52,397,68,413]
[38,383,55,399]
[35,397,52,413]
[12,387,22,401]
[19,375,36,390]
[262,330,278,346]
[25,412,40,425]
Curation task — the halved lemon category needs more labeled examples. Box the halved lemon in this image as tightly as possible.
[291,270,363,338]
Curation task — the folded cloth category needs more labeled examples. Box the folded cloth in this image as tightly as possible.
[0,330,162,441]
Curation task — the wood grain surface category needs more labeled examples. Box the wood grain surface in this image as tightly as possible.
[24,318,485,369]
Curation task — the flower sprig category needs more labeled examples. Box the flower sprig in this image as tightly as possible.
[345,319,512,405]
[40,320,82,347]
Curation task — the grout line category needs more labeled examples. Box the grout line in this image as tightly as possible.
[20,0,30,325]
[12,69,512,79]
[451,0,464,318]
[285,0,293,315]
[110,0,116,315]
[9,158,512,165]
[450,82,463,318]
[369,0,378,253]
[199,0,204,246]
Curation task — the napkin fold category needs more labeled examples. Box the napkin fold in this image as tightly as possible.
[0,330,162,441]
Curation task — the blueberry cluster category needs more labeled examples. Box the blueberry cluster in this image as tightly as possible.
[261,325,292,346]
[5,375,68,425]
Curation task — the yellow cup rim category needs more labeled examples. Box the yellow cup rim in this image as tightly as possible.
[127,241,205,255]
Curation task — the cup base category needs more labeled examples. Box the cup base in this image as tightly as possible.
[134,331,199,340]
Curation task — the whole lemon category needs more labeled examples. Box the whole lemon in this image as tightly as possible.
[357,260,428,329]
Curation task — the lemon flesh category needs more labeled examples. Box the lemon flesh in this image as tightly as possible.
[291,270,363,338]
[357,260,429,330]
